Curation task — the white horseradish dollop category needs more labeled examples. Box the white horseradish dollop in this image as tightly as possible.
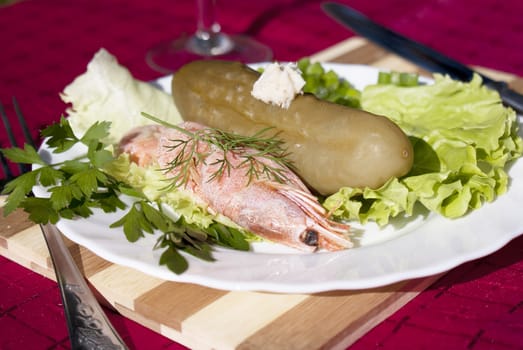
[251,62,305,109]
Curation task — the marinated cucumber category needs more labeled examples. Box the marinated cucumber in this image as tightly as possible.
[171,60,413,195]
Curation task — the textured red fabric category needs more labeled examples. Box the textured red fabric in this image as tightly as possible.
[1,0,523,349]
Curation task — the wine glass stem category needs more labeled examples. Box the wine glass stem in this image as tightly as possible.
[189,0,234,56]
[196,0,219,37]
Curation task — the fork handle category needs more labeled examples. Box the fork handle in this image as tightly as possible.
[41,223,128,350]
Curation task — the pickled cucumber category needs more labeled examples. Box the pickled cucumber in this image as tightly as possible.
[171,60,413,195]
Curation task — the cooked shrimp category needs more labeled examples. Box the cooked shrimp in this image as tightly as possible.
[118,122,352,252]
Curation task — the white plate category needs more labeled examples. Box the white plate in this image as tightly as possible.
[34,64,523,294]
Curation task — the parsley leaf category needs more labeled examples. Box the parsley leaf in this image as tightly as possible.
[1,170,39,214]
[159,247,189,274]
[49,185,76,210]
[92,190,127,212]
[60,160,90,174]
[89,147,114,168]
[69,169,102,197]
[209,223,250,251]
[2,117,253,276]
[21,197,59,224]
[38,166,64,187]
[80,121,111,144]
[40,116,78,152]
[1,144,46,166]
[110,203,149,242]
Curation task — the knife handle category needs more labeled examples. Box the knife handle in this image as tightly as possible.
[499,87,523,115]
[486,80,523,114]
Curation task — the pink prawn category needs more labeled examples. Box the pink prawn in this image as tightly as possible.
[118,122,352,252]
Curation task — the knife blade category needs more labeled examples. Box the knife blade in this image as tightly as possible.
[321,1,523,114]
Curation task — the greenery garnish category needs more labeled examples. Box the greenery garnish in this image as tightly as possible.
[377,71,420,86]
[297,58,362,108]
[142,112,295,188]
[0,117,250,274]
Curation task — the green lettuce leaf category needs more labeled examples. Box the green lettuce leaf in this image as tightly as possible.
[104,153,251,235]
[323,74,523,225]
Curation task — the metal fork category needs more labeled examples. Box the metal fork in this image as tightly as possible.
[1,98,129,350]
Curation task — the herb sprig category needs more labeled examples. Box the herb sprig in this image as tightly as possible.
[142,112,295,188]
[0,117,249,274]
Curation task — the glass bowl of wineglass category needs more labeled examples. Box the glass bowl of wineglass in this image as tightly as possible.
[146,0,273,74]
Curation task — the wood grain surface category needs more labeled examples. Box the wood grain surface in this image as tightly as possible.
[1,37,521,350]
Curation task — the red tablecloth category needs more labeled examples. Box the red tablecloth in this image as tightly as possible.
[1,0,522,349]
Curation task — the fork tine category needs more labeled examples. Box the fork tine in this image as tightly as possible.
[0,99,30,175]
[12,97,36,149]
[1,151,15,182]
[11,97,35,175]
[0,101,20,149]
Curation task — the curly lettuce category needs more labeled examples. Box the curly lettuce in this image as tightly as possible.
[324,74,523,225]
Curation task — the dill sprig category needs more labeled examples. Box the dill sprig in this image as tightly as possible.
[142,113,295,188]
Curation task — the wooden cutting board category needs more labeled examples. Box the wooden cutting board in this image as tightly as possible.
[1,37,522,350]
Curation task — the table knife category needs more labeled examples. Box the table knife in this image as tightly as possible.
[321,1,523,113]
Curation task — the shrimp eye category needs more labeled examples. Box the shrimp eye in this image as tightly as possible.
[301,229,318,246]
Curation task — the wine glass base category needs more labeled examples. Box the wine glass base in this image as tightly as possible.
[146,34,273,74]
